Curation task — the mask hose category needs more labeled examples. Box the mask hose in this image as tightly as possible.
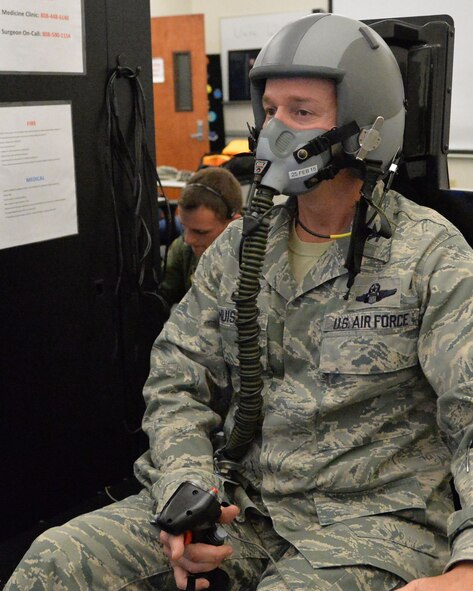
[219,185,276,463]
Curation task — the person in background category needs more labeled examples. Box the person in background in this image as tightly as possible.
[158,166,242,317]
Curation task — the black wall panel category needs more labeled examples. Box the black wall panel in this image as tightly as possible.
[0,0,162,543]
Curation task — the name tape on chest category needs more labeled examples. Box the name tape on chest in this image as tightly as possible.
[324,309,419,332]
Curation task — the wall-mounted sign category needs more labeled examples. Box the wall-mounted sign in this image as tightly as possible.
[0,0,85,74]
[0,102,78,249]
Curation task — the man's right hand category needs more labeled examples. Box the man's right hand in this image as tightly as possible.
[159,504,239,590]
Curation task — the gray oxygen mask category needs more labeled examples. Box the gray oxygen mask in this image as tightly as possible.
[254,117,333,197]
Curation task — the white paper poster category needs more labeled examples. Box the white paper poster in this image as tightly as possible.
[152,57,165,84]
[0,102,78,250]
[0,0,85,74]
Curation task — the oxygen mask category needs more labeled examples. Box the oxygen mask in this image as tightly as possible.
[254,118,334,196]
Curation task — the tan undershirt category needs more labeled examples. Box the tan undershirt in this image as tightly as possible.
[288,222,333,284]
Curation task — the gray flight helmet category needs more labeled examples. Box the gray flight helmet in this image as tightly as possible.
[249,13,405,175]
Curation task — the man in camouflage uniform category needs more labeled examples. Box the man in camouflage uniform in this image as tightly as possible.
[158,166,243,319]
[5,13,473,591]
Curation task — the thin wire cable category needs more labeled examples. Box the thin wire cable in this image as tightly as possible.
[295,208,351,240]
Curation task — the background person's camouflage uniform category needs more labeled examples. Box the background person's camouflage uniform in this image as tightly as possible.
[5,191,473,590]
[158,234,197,315]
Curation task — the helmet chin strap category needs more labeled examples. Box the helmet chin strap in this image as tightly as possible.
[297,121,362,189]
[344,162,394,298]
[291,121,364,191]
[323,116,394,298]
[293,121,360,164]
[303,117,385,190]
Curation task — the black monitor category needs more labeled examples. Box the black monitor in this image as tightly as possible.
[228,48,260,101]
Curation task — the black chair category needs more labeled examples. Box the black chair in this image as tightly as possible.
[367,15,473,247]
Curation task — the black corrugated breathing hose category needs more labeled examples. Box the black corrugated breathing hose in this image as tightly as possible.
[221,186,276,461]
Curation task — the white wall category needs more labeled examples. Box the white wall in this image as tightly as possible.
[190,0,327,54]
[149,0,191,17]
[149,0,473,188]
[150,1,328,52]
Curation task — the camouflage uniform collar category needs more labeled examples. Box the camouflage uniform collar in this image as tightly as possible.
[262,188,394,298]
[263,199,351,299]
[263,205,296,300]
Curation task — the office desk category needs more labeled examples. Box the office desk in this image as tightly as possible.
[158,179,185,203]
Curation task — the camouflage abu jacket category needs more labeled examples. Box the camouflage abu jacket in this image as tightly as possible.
[158,235,197,315]
[135,191,473,582]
